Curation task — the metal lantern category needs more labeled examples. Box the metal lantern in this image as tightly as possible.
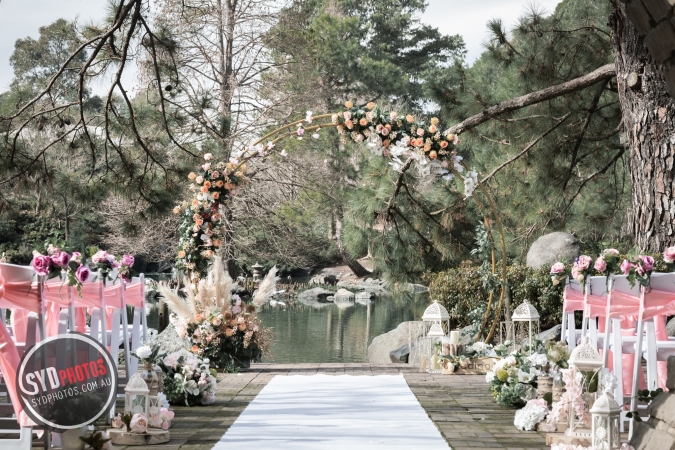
[566,336,603,438]
[413,300,451,370]
[504,300,540,355]
[590,389,621,450]
[125,372,150,416]
[426,322,446,374]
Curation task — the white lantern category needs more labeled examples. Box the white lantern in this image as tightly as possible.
[566,336,603,438]
[125,372,150,416]
[505,300,540,355]
[590,389,621,450]
[415,300,451,370]
[426,322,446,374]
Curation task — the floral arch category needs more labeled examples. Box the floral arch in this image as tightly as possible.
[173,102,509,342]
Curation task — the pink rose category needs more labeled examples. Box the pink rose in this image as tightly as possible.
[212,318,222,326]
[641,255,655,272]
[112,414,123,429]
[390,112,397,120]
[211,171,220,179]
[416,127,425,136]
[91,250,109,263]
[571,266,583,282]
[550,262,565,274]
[380,127,389,136]
[75,265,90,283]
[32,255,51,276]
[120,254,135,267]
[664,247,675,264]
[620,259,633,275]
[130,413,148,434]
[576,255,592,271]
[594,257,606,273]
[72,252,82,262]
[603,248,620,257]
[51,251,71,268]
[297,128,304,136]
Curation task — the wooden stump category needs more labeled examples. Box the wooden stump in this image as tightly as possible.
[108,428,170,446]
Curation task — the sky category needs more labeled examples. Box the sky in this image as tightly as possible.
[0,0,563,92]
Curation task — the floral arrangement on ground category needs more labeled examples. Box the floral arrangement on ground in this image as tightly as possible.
[158,257,275,371]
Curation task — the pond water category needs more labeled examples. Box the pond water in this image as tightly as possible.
[256,293,430,363]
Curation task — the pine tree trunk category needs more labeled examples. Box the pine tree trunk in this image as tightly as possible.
[611,1,675,251]
[333,209,371,278]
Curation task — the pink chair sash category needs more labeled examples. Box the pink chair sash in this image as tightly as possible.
[125,282,144,308]
[0,317,36,428]
[75,282,105,309]
[606,291,640,318]
[606,316,647,394]
[103,284,124,331]
[563,288,584,312]
[584,293,607,319]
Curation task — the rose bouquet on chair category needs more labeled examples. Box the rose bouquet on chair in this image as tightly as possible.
[549,262,569,286]
[621,247,655,288]
[31,242,90,293]
[157,257,274,371]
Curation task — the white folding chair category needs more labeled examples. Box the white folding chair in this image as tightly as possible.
[125,274,147,377]
[584,276,609,350]
[561,277,584,350]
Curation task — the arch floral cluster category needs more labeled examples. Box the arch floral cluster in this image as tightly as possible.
[173,102,479,276]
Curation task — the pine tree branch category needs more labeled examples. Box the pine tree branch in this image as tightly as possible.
[565,148,625,212]
[446,63,616,135]
[384,157,414,220]
[481,113,571,184]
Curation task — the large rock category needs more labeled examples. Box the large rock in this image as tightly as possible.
[150,323,190,355]
[334,288,355,300]
[537,325,562,342]
[667,317,675,337]
[389,344,410,363]
[298,287,333,301]
[526,232,581,269]
[367,321,425,364]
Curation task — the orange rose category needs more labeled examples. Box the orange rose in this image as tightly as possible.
[238,323,247,331]
[212,213,221,220]
[429,151,438,159]
[212,192,220,199]
[201,186,209,193]
[429,124,437,133]
[188,172,197,181]
[216,180,224,187]
[225,182,235,190]
[382,139,390,147]
[359,118,368,126]
[195,314,203,322]
[191,199,199,208]
[213,239,222,247]
[414,139,424,147]
[230,319,238,327]
[430,117,439,125]
[345,120,353,129]
[385,124,392,130]
[366,102,375,110]
[195,218,203,226]
[440,141,449,148]
[424,143,431,152]
[345,100,353,108]
[177,251,186,258]
[406,114,415,123]
[225,328,234,337]
[192,345,199,353]
[226,162,236,170]
[446,133,456,141]
[204,181,212,188]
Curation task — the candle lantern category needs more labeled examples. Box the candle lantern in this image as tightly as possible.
[416,300,450,371]
[566,336,603,438]
[504,300,540,355]
[426,322,446,374]
[125,372,150,415]
[590,388,621,450]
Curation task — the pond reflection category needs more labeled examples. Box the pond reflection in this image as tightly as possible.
[257,293,429,363]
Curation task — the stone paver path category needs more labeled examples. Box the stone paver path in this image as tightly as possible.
[70,363,548,450]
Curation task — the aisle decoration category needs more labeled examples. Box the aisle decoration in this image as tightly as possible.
[485,339,569,408]
[621,247,654,288]
[173,103,479,278]
[514,398,548,431]
[158,349,217,406]
[31,242,90,292]
[158,258,273,371]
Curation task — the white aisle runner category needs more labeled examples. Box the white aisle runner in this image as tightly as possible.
[213,374,450,450]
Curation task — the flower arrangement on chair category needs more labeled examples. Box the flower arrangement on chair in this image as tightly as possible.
[31,242,90,292]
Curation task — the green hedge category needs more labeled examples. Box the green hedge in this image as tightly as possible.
[424,264,564,332]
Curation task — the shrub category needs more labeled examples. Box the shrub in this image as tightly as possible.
[425,264,564,332]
